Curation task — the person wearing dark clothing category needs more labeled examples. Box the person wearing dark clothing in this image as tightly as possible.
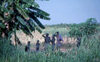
[51,34,56,51]
[77,37,81,48]
[25,46,28,52]
[42,33,51,50]
[42,33,51,44]
[25,41,31,52]
[36,40,40,51]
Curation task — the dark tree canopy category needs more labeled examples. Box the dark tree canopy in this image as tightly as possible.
[0,0,50,39]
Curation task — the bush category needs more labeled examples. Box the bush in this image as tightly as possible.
[68,18,98,38]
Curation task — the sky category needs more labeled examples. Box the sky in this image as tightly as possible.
[36,0,100,25]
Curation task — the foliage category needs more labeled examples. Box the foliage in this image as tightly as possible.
[43,27,68,37]
[0,38,16,57]
[0,0,50,39]
[43,24,70,37]
[68,18,99,37]
[0,21,100,62]
[0,0,50,58]
[45,23,69,28]
[0,32,100,62]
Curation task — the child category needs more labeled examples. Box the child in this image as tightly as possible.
[51,34,56,51]
[42,33,51,50]
[77,37,81,48]
[36,40,40,51]
[25,41,31,52]
[42,33,51,44]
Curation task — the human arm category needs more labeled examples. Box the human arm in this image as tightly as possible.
[42,34,46,38]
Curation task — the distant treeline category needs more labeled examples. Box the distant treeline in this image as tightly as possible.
[45,23,71,28]
[45,21,100,28]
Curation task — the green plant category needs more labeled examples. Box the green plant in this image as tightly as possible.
[0,0,50,58]
[0,26,100,62]
[68,18,98,38]
[0,0,50,39]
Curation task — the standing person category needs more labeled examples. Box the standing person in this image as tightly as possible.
[25,41,31,52]
[36,40,40,52]
[42,33,51,50]
[51,34,56,51]
[77,37,81,48]
[55,32,63,50]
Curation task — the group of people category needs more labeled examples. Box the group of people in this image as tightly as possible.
[42,32,63,51]
[25,31,81,52]
[25,32,63,52]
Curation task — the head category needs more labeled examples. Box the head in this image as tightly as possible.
[56,32,59,35]
[37,40,39,43]
[28,41,30,45]
[46,33,49,37]
[28,41,30,43]
[52,34,56,37]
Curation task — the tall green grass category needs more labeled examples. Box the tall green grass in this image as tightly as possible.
[0,25,100,62]
[0,32,100,62]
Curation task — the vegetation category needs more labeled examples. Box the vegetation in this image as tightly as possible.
[0,29,100,62]
[0,0,50,39]
[0,0,50,59]
[0,0,100,62]
[68,18,99,38]
[44,18,99,37]
[43,26,68,37]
